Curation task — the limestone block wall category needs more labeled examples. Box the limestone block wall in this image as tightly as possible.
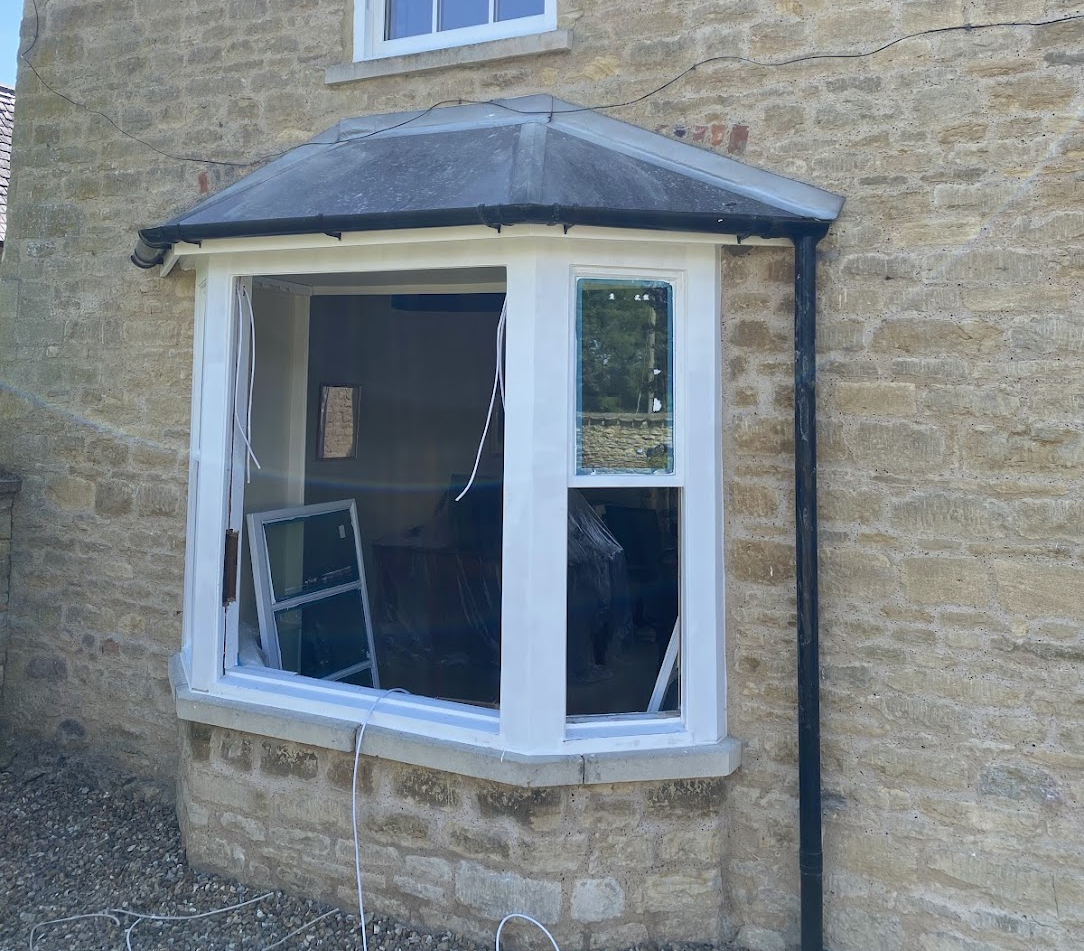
[0,471,20,703]
[180,723,728,949]
[0,0,1082,949]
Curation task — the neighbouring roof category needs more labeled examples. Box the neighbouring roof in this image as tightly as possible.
[0,84,14,246]
[133,95,844,268]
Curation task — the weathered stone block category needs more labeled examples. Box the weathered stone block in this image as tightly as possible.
[736,925,787,951]
[455,862,562,923]
[259,741,319,780]
[833,381,917,416]
[46,475,95,511]
[993,561,1084,618]
[571,877,625,923]
[395,766,461,809]
[901,557,989,606]
[641,869,720,912]
[731,539,794,586]
[476,786,562,829]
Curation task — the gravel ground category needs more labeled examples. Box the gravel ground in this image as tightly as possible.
[0,741,493,951]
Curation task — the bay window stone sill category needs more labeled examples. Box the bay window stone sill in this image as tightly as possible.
[169,654,741,787]
[326,29,573,85]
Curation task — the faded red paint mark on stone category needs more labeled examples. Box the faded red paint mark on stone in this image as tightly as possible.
[728,125,749,155]
[198,171,210,194]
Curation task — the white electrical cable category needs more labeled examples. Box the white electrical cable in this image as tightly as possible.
[260,908,339,951]
[30,677,570,951]
[234,284,262,483]
[29,892,273,951]
[495,914,562,951]
[352,687,411,951]
[350,688,566,951]
[455,299,508,503]
[29,912,121,950]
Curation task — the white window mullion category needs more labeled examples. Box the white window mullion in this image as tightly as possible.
[187,263,241,692]
[180,278,208,678]
[678,246,725,742]
[499,246,569,753]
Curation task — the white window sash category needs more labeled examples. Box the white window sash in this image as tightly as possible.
[354,0,555,61]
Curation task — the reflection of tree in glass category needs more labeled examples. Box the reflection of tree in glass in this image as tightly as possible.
[579,281,671,415]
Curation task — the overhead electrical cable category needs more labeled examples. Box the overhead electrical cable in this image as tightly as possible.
[16,1,1084,169]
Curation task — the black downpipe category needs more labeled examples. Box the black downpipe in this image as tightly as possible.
[793,233,823,951]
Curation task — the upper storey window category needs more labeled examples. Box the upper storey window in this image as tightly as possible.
[355,0,556,60]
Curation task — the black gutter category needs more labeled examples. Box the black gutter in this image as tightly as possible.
[793,233,823,951]
[132,205,832,269]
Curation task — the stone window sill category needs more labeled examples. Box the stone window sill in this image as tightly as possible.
[169,654,741,788]
[326,29,573,86]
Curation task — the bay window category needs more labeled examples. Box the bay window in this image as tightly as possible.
[177,226,733,781]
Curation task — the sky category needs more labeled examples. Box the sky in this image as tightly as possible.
[0,0,20,87]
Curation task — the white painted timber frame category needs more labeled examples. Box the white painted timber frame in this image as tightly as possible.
[177,225,736,777]
[354,0,556,61]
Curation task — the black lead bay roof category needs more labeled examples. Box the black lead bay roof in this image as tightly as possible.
[133,95,844,267]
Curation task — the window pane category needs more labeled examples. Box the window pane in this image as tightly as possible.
[275,590,374,683]
[496,0,544,20]
[567,488,680,716]
[264,510,360,602]
[438,0,488,30]
[387,0,433,38]
[576,278,675,475]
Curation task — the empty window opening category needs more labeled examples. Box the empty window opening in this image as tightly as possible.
[238,274,506,710]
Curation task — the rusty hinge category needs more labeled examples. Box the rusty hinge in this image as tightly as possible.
[222,530,239,606]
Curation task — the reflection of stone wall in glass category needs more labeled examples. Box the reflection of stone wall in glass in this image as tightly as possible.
[577,279,674,474]
[318,386,358,460]
[579,413,673,472]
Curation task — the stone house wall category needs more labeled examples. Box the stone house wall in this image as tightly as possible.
[0,471,19,705]
[0,1,1082,949]
[181,723,729,950]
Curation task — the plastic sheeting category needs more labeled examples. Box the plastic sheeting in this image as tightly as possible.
[369,486,634,705]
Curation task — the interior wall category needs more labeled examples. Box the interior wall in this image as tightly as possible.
[238,285,310,637]
[305,295,503,559]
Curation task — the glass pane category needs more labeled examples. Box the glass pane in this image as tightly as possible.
[318,385,359,460]
[264,510,360,602]
[496,0,544,20]
[275,590,374,682]
[387,0,433,38]
[439,0,488,30]
[567,488,680,717]
[576,278,675,475]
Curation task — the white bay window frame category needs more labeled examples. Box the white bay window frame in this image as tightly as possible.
[353,0,557,61]
[178,225,735,778]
